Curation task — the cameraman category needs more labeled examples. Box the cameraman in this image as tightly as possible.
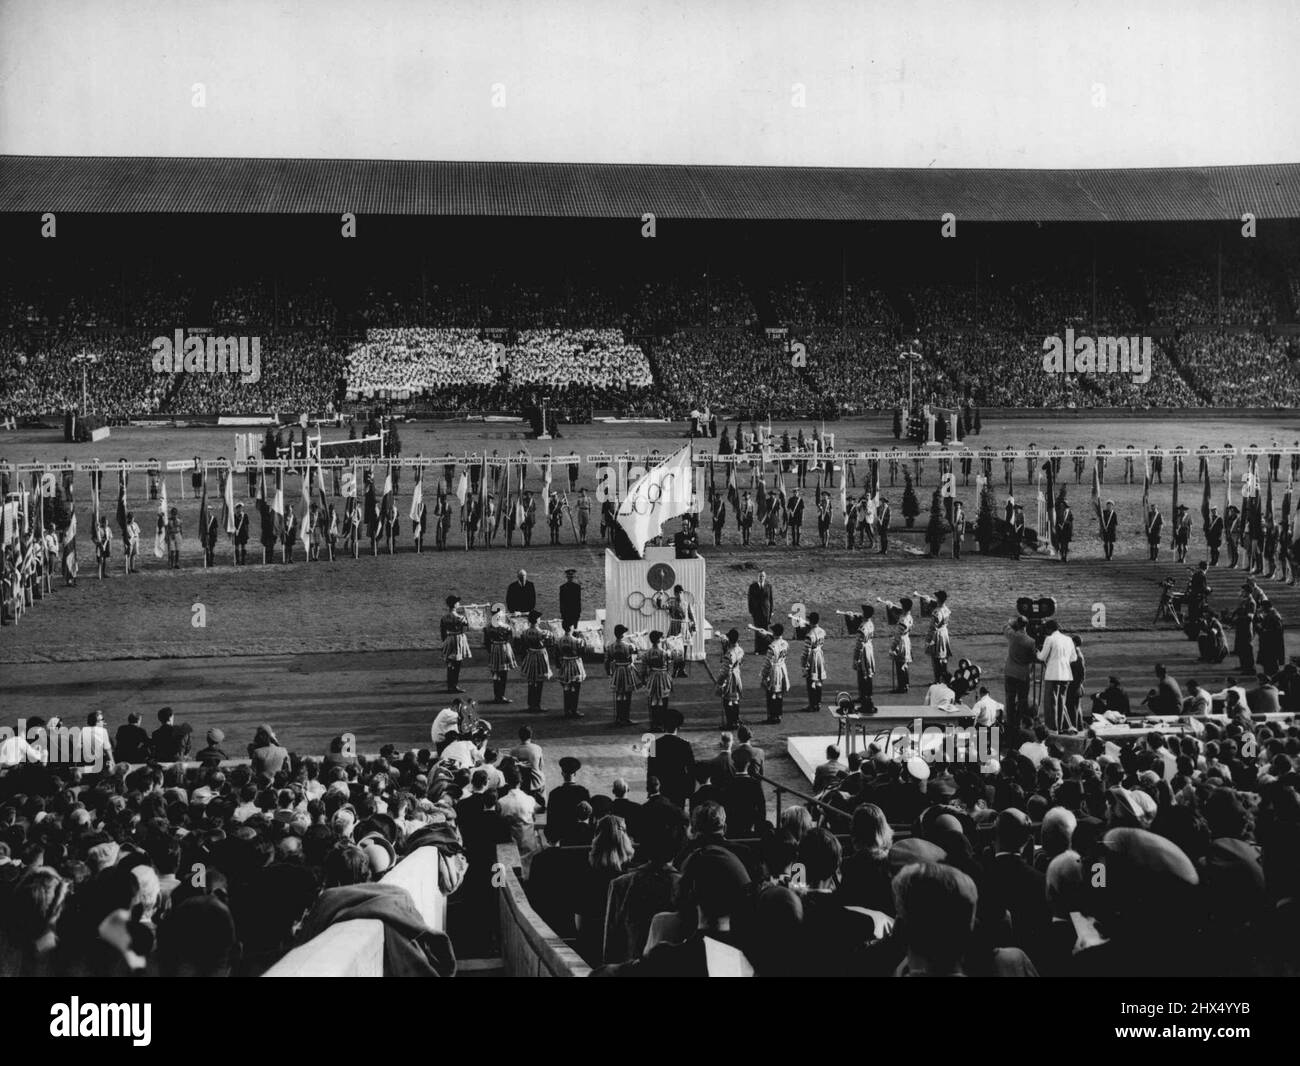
[1002,616,1036,730]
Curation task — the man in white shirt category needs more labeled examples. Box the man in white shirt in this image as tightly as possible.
[439,730,481,771]
[431,701,464,749]
[1018,724,1051,768]
[497,768,539,853]
[80,710,115,773]
[925,673,957,708]
[1036,621,1077,731]
[970,686,1003,728]
[0,717,46,768]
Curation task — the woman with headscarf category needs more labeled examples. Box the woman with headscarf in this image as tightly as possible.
[641,630,673,731]
[485,603,516,705]
[519,610,553,714]
[801,611,828,716]
[555,620,587,720]
[926,590,951,683]
[761,622,791,724]
[605,624,640,726]
[249,723,288,777]
[717,628,745,729]
[852,605,876,710]
[440,594,472,693]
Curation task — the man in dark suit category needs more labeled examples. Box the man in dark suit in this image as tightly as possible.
[610,778,643,840]
[113,712,152,763]
[982,809,1050,960]
[647,711,696,807]
[731,724,765,775]
[747,570,774,653]
[1100,500,1118,560]
[877,497,892,554]
[545,756,590,845]
[506,568,536,614]
[558,568,582,630]
[788,492,805,546]
[232,502,250,565]
[1206,505,1224,566]
[151,706,191,762]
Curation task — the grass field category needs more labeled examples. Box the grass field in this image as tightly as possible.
[5,411,1300,801]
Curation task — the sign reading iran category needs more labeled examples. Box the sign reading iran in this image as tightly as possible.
[616,444,695,556]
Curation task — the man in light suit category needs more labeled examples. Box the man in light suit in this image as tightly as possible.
[1037,620,1077,732]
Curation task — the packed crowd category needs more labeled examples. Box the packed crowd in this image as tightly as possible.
[344,327,655,413]
[1176,334,1300,407]
[518,666,1300,976]
[0,712,472,977]
[764,279,899,331]
[1148,254,1279,327]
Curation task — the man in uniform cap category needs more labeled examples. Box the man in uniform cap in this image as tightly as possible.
[559,568,582,632]
[545,756,590,846]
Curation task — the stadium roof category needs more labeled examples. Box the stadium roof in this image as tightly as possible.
[2,156,1298,222]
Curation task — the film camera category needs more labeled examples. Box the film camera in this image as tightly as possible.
[1015,596,1058,645]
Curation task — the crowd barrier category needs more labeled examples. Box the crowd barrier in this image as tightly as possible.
[495,842,590,977]
[262,847,445,978]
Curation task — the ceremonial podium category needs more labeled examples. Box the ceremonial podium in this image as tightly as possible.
[603,547,706,661]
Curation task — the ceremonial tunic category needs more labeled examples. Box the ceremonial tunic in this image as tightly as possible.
[762,636,791,694]
[519,625,553,681]
[606,639,641,695]
[641,645,673,701]
[803,625,828,682]
[666,595,690,640]
[929,605,952,662]
[892,613,914,665]
[555,631,587,685]
[441,610,472,662]
[853,622,876,678]
[486,622,517,674]
[717,643,745,700]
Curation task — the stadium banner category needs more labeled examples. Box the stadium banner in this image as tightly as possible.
[0,445,1274,483]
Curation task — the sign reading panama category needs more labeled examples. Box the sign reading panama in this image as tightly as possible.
[151,328,262,384]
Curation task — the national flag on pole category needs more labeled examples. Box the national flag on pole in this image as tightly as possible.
[513,493,524,527]
[63,503,79,582]
[755,473,767,520]
[223,465,236,534]
[1043,459,1058,550]
[1201,463,1212,534]
[272,470,285,540]
[410,467,424,531]
[455,468,468,508]
[300,465,315,551]
[616,444,694,556]
[541,458,553,514]
[155,475,167,558]
[1142,466,1151,513]
[116,475,128,543]
[839,463,848,516]
[1170,458,1180,548]
[379,465,393,539]
[199,468,211,554]
[726,463,739,511]
[1090,461,1103,533]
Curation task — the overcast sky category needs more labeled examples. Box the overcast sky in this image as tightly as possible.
[1,0,1296,168]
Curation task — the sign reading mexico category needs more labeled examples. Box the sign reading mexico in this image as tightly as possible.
[151,328,261,384]
[615,445,696,555]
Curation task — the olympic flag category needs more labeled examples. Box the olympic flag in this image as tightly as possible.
[617,444,693,557]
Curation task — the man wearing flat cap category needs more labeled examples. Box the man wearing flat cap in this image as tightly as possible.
[197,728,228,768]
